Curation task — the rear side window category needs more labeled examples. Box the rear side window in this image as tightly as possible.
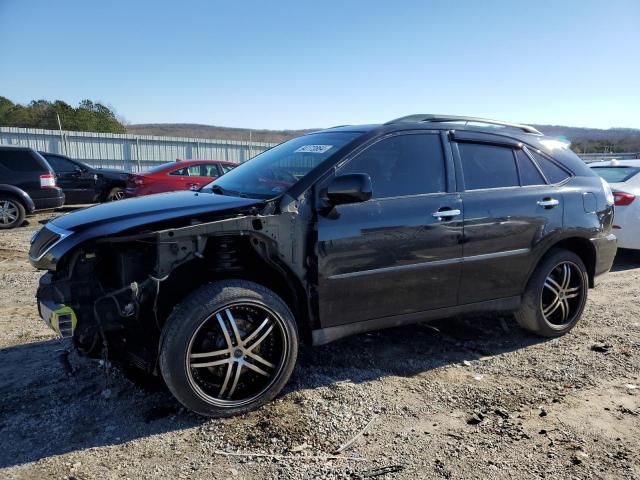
[530,151,570,184]
[515,150,546,186]
[459,143,519,190]
[169,167,188,176]
[0,149,44,172]
[340,133,445,198]
[43,155,77,172]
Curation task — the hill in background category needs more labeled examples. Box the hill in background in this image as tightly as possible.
[127,122,640,153]
[126,123,317,144]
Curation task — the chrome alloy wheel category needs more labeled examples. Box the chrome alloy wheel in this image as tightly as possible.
[541,261,585,328]
[0,200,19,226]
[185,303,288,407]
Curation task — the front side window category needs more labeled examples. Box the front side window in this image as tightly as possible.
[204,131,361,198]
[339,133,445,198]
[220,164,236,174]
[459,143,519,190]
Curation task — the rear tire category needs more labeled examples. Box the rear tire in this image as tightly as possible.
[0,196,25,229]
[515,249,588,337]
[160,280,298,417]
[106,187,125,201]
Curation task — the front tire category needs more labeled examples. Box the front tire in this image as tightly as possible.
[515,249,589,337]
[159,280,298,417]
[0,196,25,229]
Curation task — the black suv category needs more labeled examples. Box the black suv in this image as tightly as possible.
[39,152,131,204]
[30,115,617,417]
[0,146,65,229]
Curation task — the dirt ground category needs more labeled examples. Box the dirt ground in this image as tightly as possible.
[0,210,638,480]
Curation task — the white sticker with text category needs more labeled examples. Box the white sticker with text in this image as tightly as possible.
[294,144,333,154]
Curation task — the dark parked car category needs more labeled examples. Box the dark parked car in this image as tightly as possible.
[39,152,132,204]
[0,146,65,229]
[29,115,617,417]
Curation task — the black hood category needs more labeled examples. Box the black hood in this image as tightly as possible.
[50,190,264,232]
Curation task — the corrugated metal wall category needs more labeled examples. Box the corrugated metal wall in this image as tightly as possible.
[0,127,276,172]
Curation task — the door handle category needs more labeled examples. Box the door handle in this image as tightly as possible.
[537,198,560,208]
[432,208,461,219]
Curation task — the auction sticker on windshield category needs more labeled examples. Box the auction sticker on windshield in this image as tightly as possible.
[294,145,333,153]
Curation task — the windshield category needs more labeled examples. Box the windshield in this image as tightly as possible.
[591,166,640,183]
[202,132,361,198]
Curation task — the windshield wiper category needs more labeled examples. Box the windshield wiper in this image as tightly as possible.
[210,185,249,198]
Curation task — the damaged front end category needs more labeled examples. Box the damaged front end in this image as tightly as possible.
[31,201,312,374]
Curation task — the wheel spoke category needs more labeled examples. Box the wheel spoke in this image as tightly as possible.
[218,361,235,398]
[245,350,275,368]
[245,324,274,352]
[544,277,562,295]
[242,317,270,347]
[215,313,234,350]
[227,362,243,398]
[191,357,231,368]
[190,347,230,359]
[558,298,568,322]
[243,359,270,377]
[561,264,571,290]
[544,296,561,316]
[225,309,243,346]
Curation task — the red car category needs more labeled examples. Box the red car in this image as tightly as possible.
[126,160,236,197]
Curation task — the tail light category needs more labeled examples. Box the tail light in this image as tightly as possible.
[129,175,147,187]
[40,174,56,188]
[613,191,635,206]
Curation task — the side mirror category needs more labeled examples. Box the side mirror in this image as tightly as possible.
[323,173,372,205]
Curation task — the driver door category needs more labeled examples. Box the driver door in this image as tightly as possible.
[316,132,463,328]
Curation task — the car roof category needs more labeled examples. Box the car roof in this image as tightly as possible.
[317,115,552,147]
[180,159,236,165]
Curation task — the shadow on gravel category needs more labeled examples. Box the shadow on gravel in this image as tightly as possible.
[0,313,546,469]
[611,249,640,272]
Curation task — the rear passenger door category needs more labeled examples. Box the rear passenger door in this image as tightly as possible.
[452,132,568,303]
[316,131,463,327]
[44,154,96,204]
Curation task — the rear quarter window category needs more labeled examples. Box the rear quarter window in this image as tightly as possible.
[0,149,46,172]
[530,151,571,184]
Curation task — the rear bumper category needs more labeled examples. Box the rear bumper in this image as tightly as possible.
[591,232,617,286]
[32,191,65,210]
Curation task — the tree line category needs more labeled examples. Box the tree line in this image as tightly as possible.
[0,96,126,133]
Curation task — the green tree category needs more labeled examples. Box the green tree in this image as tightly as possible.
[0,96,126,133]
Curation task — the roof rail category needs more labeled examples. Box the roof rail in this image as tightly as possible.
[385,114,542,135]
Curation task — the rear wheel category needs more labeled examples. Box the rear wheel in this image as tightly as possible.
[515,249,588,337]
[106,187,125,201]
[160,280,298,417]
[0,196,25,229]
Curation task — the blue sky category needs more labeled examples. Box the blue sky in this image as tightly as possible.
[1,0,639,129]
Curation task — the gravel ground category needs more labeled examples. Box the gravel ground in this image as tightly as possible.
[0,210,639,480]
